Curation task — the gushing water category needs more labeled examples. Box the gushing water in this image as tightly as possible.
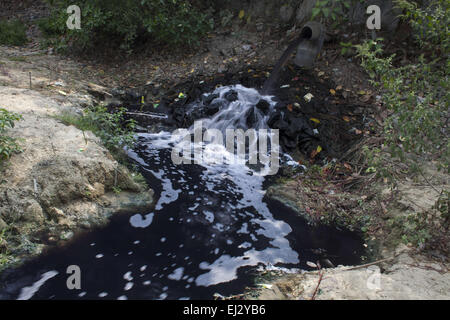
[194,84,274,131]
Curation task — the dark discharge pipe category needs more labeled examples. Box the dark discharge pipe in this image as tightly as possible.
[262,21,325,95]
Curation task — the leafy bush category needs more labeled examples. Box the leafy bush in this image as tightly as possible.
[38,0,213,52]
[55,105,136,153]
[312,0,352,23]
[0,108,23,163]
[355,0,449,171]
[0,19,28,46]
[396,0,449,55]
[388,193,449,251]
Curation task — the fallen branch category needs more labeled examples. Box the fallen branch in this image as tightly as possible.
[342,256,397,272]
[125,111,168,119]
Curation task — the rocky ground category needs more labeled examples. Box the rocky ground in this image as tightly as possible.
[0,58,154,271]
[253,245,449,300]
[255,171,449,300]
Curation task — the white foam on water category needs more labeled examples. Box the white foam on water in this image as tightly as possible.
[159,293,168,300]
[123,271,133,281]
[124,282,134,291]
[129,213,154,228]
[17,270,59,300]
[167,267,184,281]
[126,85,300,288]
[151,169,181,210]
[203,210,214,223]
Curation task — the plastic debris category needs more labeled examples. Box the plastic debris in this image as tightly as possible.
[257,284,273,289]
[304,93,314,102]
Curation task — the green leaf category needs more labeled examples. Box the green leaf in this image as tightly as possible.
[311,8,321,19]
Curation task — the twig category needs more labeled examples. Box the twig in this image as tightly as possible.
[82,130,88,145]
[418,169,442,194]
[342,256,397,272]
[310,270,323,300]
[125,111,167,119]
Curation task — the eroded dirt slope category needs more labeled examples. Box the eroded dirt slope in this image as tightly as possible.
[0,85,153,268]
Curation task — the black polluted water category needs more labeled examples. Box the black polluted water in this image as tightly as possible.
[0,85,364,300]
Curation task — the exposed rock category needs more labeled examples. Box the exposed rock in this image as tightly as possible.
[85,82,113,100]
[280,4,295,23]
[87,182,105,199]
[205,102,221,116]
[296,0,317,25]
[224,89,238,102]
[23,200,45,223]
[202,93,219,105]
[256,99,270,113]
[253,249,450,300]
[245,107,257,128]
[0,86,154,264]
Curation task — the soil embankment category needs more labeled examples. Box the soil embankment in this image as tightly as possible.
[0,82,153,269]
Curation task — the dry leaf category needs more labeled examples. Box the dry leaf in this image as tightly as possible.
[311,145,322,159]
[361,94,371,102]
